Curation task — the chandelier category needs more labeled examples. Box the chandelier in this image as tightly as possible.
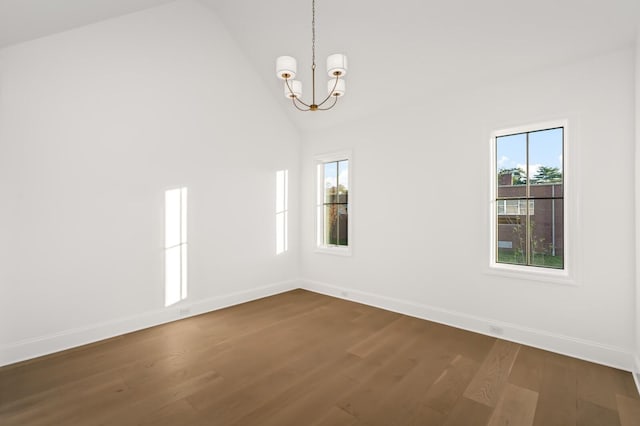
[275,0,348,111]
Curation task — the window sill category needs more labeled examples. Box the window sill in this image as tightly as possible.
[485,262,577,286]
[315,246,352,257]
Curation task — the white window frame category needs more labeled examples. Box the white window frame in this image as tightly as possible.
[315,150,352,256]
[488,120,577,285]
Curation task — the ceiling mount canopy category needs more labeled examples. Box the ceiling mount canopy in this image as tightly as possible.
[275,0,348,112]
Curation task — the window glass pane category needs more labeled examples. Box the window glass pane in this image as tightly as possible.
[529,128,563,196]
[496,213,527,265]
[337,205,348,246]
[505,200,519,215]
[324,162,338,203]
[318,157,350,249]
[338,160,349,203]
[530,199,564,269]
[497,199,533,216]
[324,205,338,245]
[496,133,527,199]
[495,126,564,270]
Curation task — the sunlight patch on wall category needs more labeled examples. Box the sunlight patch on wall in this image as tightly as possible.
[165,187,187,307]
[276,170,288,255]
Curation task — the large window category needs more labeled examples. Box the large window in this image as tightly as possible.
[316,153,350,253]
[494,126,564,269]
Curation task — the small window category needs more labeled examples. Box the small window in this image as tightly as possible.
[316,152,351,254]
[494,126,564,270]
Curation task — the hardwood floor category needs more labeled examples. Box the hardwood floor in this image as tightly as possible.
[1,289,639,425]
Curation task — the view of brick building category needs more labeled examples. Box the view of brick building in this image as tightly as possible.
[497,172,563,267]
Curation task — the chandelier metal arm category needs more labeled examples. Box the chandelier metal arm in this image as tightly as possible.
[317,95,338,111]
[284,78,311,108]
[317,75,341,107]
[292,97,310,111]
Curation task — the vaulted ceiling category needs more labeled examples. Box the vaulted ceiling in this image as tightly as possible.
[2,0,639,132]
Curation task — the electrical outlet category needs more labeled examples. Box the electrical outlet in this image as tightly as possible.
[179,307,191,316]
[489,325,504,335]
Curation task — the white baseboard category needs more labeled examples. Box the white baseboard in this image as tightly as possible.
[0,279,298,367]
[300,279,634,372]
[2,278,633,374]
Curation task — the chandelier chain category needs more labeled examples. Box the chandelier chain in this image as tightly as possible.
[311,0,316,69]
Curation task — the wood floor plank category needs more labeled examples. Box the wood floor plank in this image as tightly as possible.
[508,345,545,392]
[577,399,621,426]
[187,311,366,424]
[1,290,639,426]
[366,345,456,425]
[463,339,521,408]
[531,355,577,426]
[99,371,223,426]
[252,372,359,426]
[423,354,480,415]
[610,369,640,400]
[337,338,423,421]
[227,353,361,426]
[400,404,446,426]
[1,372,130,426]
[310,406,357,426]
[576,358,620,410]
[136,399,206,426]
[203,302,371,425]
[339,330,454,426]
[347,314,424,358]
[442,397,493,426]
[617,394,640,426]
[487,383,538,426]
[426,323,496,364]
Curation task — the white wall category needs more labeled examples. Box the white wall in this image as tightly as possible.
[0,0,301,365]
[301,48,636,370]
[635,31,640,376]
[0,1,636,373]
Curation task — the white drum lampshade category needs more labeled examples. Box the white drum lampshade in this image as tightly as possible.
[276,56,297,80]
[326,53,347,77]
[284,80,302,99]
[327,79,345,97]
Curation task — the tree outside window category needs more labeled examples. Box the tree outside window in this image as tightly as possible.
[316,156,350,251]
